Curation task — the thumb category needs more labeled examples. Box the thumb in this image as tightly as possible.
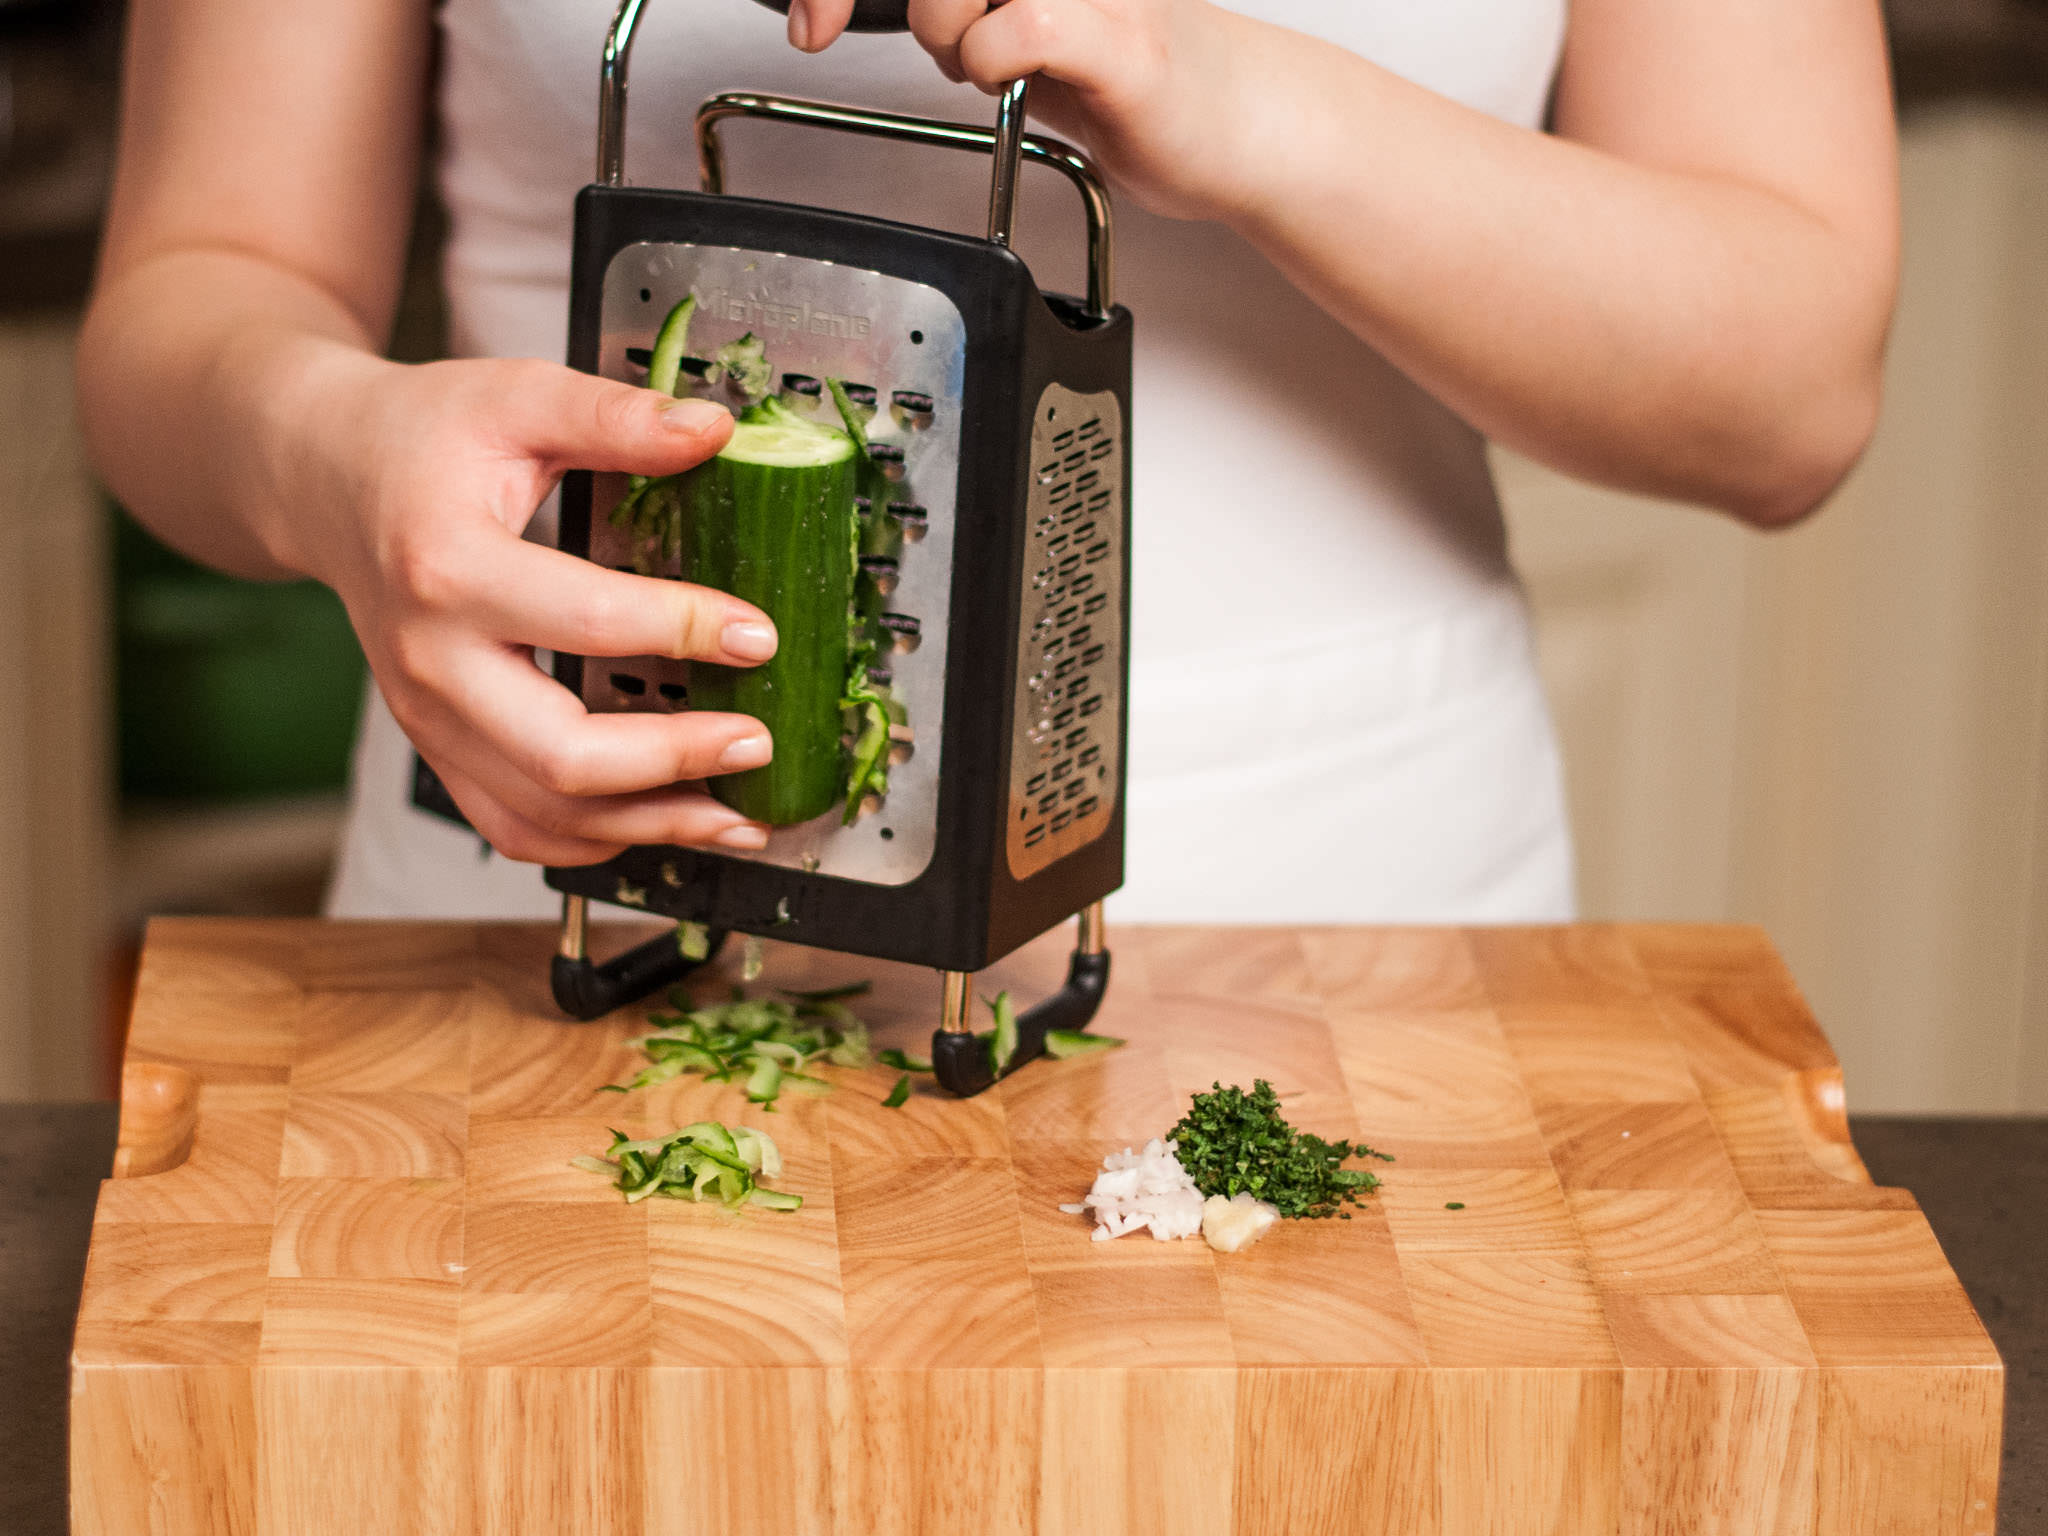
[494,364,734,478]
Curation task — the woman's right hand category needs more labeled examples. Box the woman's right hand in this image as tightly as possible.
[281,347,781,868]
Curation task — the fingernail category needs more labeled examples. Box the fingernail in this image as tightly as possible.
[716,733,773,771]
[660,397,729,430]
[715,821,771,850]
[787,0,811,50]
[721,620,777,661]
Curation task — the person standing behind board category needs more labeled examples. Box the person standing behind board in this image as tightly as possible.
[74,0,1897,921]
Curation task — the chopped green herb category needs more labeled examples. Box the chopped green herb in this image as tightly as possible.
[1168,1079,1393,1220]
[575,1121,801,1209]
[740,935,766,982]
[1045,1029,1124,1060]
[882,1074,912,1109]
[1444,1202,1466,1211]
[877,1047,932,1074]
[676,921,711,962]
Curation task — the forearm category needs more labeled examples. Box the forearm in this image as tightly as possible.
[1213,18,1891,524]
[76,249,390,581]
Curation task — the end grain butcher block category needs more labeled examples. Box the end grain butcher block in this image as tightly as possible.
[71,920,2002,1536]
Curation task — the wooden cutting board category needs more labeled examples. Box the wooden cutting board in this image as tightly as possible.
[71,919,2002,1536]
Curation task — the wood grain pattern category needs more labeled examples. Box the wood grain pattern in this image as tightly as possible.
[71,919,2003,1534]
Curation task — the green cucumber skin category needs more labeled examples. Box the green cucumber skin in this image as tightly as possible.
[685,453,856,826]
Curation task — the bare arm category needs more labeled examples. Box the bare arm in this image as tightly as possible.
[802,0,1899,527]
[79,0,785,864]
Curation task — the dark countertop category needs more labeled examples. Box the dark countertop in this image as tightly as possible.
[4,1104,2042,1535]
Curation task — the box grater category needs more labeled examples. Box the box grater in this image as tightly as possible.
[509,0,1135,1095]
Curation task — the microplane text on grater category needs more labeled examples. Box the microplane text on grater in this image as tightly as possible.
[536,0,1132,1098]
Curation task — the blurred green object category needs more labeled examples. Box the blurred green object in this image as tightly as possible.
[113,507,366,800]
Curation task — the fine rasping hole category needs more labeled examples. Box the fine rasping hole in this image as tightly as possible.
[1012,396,1120,872]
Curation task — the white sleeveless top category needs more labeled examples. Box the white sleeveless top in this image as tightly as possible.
[327,0,1577,924]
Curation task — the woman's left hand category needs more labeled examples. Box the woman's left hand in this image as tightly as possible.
[790,0,1253,222]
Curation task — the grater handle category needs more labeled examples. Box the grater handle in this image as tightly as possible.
[986,78,1029,248]
[694,89,1114,317]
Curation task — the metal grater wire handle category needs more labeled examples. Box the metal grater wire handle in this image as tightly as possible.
[692,90,1114,317]
[595,0,1112,316]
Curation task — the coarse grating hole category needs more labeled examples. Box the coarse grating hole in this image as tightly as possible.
[1077,795,1099,817]
[1080,694,1104,717]
[1084,592,1108,615]
[658,682,689,704]
[1051,809,1074,832]
[1078,745,1100,767]
[858,555,900,595]
[610,673,647,696]
[1025,825,1047,846]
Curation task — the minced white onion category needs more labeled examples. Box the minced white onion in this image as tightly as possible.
[1059,1138,1205,1242]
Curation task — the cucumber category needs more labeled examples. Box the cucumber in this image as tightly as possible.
[645,295,697,396]
[683,397,859,825]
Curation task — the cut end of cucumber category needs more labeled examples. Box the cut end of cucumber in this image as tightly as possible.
[721,398,857,469]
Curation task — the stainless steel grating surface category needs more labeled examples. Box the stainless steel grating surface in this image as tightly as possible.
[1006,383,1124,881]
[581,241,965,887]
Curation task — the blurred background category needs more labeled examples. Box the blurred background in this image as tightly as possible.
[0,0,2042,1112]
